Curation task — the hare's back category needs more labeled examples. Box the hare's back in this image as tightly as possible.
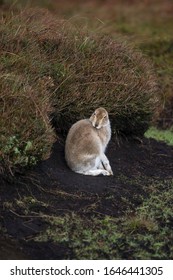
[66,119,101,151]
[66,119,94,143]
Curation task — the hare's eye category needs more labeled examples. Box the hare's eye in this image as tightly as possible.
[104,115,107,119]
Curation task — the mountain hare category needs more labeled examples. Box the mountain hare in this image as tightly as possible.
[65,107,113,176]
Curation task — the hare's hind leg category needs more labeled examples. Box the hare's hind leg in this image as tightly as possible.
[77,169,110,176]
[101,153,113,175]
[76,155,110,176]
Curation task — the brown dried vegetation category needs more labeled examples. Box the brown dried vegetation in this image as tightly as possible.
[0,10,56,176]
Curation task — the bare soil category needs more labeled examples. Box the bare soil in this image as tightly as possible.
[0,136,173,259]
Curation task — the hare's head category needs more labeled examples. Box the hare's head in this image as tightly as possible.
[89,107,109,129]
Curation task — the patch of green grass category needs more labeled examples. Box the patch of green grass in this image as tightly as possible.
[145,127,173,146]
[35,179,173,259]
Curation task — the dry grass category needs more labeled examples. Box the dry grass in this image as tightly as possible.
[20,9,159,136]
